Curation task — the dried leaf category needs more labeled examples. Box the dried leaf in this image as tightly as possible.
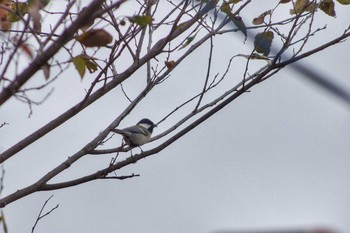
[252,15,264,25]
[83,57,98,73]
[252,10,271,25]
[290,0,315,14]
[76,29,113,47]
[165,60,175,70]
[0,4,10,21]
[254,31,274,56]
[319,0,336,17]
[0,21,11,30]
[0,4,11,30]
[80,18,95,32]
[79,5,101,31]
[279,0,291,3]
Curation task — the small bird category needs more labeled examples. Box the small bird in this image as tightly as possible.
[111,118,156,148]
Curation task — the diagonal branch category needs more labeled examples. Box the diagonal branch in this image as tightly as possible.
[0,0,219,164]
[31,63,277,193]
[0,0,115,105]
[0,79,155,207]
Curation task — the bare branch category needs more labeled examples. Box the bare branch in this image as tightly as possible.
[1,0,349,211]
[194,36,214,111]
[0,122,9,129]
[31,195,59,233]
[0,0,126,105]
[0,0,219,164]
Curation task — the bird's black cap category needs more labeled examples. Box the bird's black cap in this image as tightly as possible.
[137,118,157,133]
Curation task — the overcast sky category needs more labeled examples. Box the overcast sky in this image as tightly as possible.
[1,1,350,233]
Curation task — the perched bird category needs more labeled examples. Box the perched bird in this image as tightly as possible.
[111,118,156,148]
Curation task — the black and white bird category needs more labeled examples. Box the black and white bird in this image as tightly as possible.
[111,118,156,148]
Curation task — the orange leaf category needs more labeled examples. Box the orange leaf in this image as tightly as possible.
[165,60,176,70]
[252,10,271,25]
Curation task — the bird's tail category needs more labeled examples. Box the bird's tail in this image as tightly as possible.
[111,129,127,135]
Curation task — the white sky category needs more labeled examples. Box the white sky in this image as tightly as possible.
[1,1,350,233]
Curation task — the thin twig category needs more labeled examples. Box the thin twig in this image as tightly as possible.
[31,195,59,233]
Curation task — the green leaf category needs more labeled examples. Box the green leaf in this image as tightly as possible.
[85,58,98,73]
[178,31,199,50]
[336,0,350,4]
[72,57,86,79]
[71,55,98,79]
[128,15,153,26]
[220,1,231,14]
[254,31,274,56]
[230,15,247,38]
[319,0,336,17]
[220,2,246,38]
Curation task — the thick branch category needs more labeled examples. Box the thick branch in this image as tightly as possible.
[0,0,112,105]
[0,0,218,164]
[28,64,276,192]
